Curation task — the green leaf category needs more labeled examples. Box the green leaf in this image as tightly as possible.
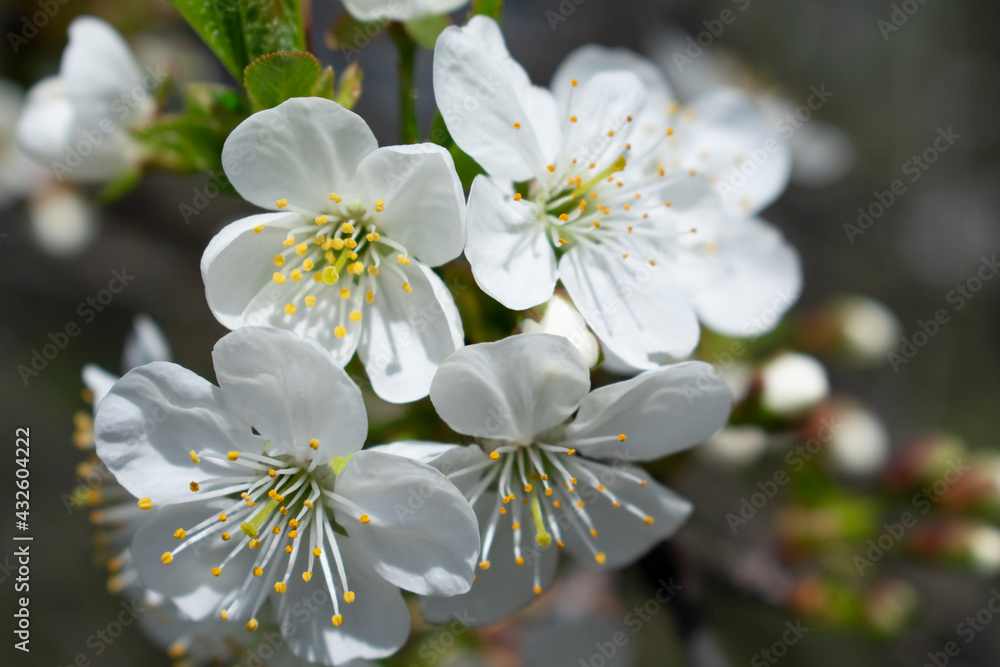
[244,51,333,109]
[471,0,503,21]
[404,14,450,50]
[168,0,306,81]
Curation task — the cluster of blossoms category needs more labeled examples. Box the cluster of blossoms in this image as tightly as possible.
[24,7,809,666]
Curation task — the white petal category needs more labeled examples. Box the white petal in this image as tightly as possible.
[358,261,464,404]
[433,16,559,181]
[82,363,118,409]
[211,327,367,461]
[122,314,172,370]
[520,295,600,368]
[16,77,75,165]
[687,217,802,337]
[429,334,590,443]
[61,17,147,126]
[130,501,255,620]
[200,212,303,330]
[565,362,731,461]
[559,464,691,568]
[465,175,557,310]
[420,492,559,627]
[341,0,469,22]
[334,450,479,596]
[558,244,700,368]
[94,362,254,505]
[221,97,377,213]
[27,181,98,256]
[551,44,674,109]
[680,88,792,216]
[278,538,409,664]
[372,441,489,497]
[355,143,466,267]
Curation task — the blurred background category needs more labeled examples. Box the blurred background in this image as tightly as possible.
[1,0,999,665]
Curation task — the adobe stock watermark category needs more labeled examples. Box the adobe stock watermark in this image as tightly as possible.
[878,0,935,41]
[8,0,72,53]
[667,0,753,73]
[726,418,842,534]
[921,589,1000,667]
[16,267,136,386]
[887,255,999,372]
[844,126,960,244]
[545,0,589,31]
[853,458,969,575]
[53,597,146,667]
[179,170,230,224]
[578,578,682,667]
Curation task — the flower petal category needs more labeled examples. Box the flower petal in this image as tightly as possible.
[433,16,559,181]
[465,175,557,310]
[358,261,464,404]
[221,97,377,213]
[429,334,590,443]
[558,464,691,568]
[354,143,466,267]
[211,328,367,461]
[341,0,468,21]
[122,314,172,371]
[420,492,559,627]
[82,363,119,410]
[558,244,700,368]
[686,217,802,337]
[61,17,147,126]
[371,441,489,497]
[130,500,256,620]
[201,212,303,330]
[565,362,731,461]
[94,362,253,505]
[334,450,479,597]
[278,537,409,664]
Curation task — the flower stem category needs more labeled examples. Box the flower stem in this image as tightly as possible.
[388,23,420,144]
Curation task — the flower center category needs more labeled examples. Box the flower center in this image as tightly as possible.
[148,444,371,631]
[255,194,415,338]
[449,432,655,596]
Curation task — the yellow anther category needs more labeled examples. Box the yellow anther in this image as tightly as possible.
[622,254,629,259]
[161,552,173,564]
[294,243,307,256]
[512,522,521,530]
[513,122,521,129]
[570,115,577,123]
[689,169,696,176]
[344,591,355,604]
[249,539,261,549]
[220,610,228,620]
[271,581,286,594]
[516,556,525,566]
[227,451,239,461]
[331,615,344,627]
[349,311,362,322]
[499,507,507,514]
[331,238,345,250]
[649,260,657,266]
[590,529,598,538]
[305,295,317,307]
[284,303,297,315]
[302,572,313,582]
[595,552,607,565]
[304,500,314,509]
[666,127,674,136]
[597,484,605,491]
[314,215,328,225]
[334,326,347,339]
[374,198,385,212]
[339,288,351,299]
[275,199,288,209]
[618,433,627,441]
[360,514,371,524]
[644,516,655,525]
[212,567,222,577]
[289,519,299,528]
[566,449,576,455]
[273,254,286,267]
[613,502,621,508]
[189,481,200,492]
[513,193,522,201]
[366,232,380,242]
[479,561,491,570]
[547,165,556,173]
[558,238,567,245]
[523,484,533,493]
[559,213,569,222]
[309,439,319,450]
[397,254,410,265]
[290,269,303,282]
[312,548,322,557]
[593,221,600,229]
[545,488,553,496]
[639,480,647,487]
[174,529,186,539]
[489,451,500,460]
[279,506,288,515]
[289,530,298,539]
[664,201,672,207]
[367,265,379,276]
[341,223,355,234]
[348,262,364,275]
[253,567,263,577]
[253,224,265,234]
[329,193,342,203]
[345,238,357,249]
[246,618,259,632]
[189,450,201,463]
[534,585,543,595]
[571,78,578,87]
[283,236,295,247]
[271,526,281,534]
[401,282,412,293]
[577,501,586,509]
[273,272,286,285]
[557,540,564,548]
[222,532,231,541]
[366,290,375,303]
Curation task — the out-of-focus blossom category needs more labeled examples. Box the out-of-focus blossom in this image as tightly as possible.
[27,180,98,258]
[520,294,600,368]
[797,295,901,368]
[759,352,829,417]
[813,399,891,477]
[701,425,770,468]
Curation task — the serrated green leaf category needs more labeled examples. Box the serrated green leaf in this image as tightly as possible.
[244,51,327,109]
[404,14,450,50]
[168,0,306,81]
